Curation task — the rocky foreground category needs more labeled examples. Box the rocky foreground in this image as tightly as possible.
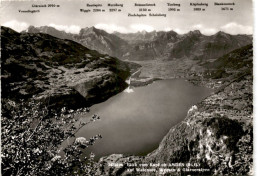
[95,45,253,175]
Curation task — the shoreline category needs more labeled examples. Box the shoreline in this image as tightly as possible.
[95,62,253,175]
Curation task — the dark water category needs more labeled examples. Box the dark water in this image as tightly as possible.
[74,79,212,159]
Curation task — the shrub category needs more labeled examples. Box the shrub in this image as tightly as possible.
[1,98,101,176]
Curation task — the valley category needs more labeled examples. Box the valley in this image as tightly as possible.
[24,25,252,88]
[1,25,253,176]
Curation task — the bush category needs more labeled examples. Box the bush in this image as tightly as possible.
[1,98,101,176]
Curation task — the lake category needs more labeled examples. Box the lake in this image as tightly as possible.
[74,79,212,159]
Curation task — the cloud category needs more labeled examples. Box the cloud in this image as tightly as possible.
[187,23,252,35]
[172,28,188,34]
[2,20,29,32]
[130,24,154,32]
[192,24,203,29]
[164,27,172,32]
[48,24,81,34]
[2,20,81,34]
[95,23,128,33]
[162,25,217,35]
[220,22,253,35]
[202,28,218,35]
[95,23,155,33]
[2,20,252,36]
[191,24,217,35]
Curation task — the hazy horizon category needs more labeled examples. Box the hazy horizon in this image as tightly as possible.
[0,0,253,35]
[2,24,253,36]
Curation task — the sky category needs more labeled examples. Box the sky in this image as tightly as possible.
[0,0,253,35]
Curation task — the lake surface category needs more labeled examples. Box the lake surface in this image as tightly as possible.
[75,79,212,159]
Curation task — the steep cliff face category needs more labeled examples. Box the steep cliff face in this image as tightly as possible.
[74,27,128,58]
[145,107,252,175]
[1,26,132,109]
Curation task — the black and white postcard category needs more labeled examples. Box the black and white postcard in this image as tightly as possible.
[1,0,254,175]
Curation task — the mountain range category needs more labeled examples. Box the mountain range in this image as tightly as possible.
[25,26,252,62]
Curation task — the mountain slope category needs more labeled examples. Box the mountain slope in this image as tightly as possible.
[202,44,253,79]
[1,26,131,109]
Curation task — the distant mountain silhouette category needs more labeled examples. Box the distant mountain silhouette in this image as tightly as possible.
[24,26,252,61]
[114,30,252,61]
[25,25,75,40]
